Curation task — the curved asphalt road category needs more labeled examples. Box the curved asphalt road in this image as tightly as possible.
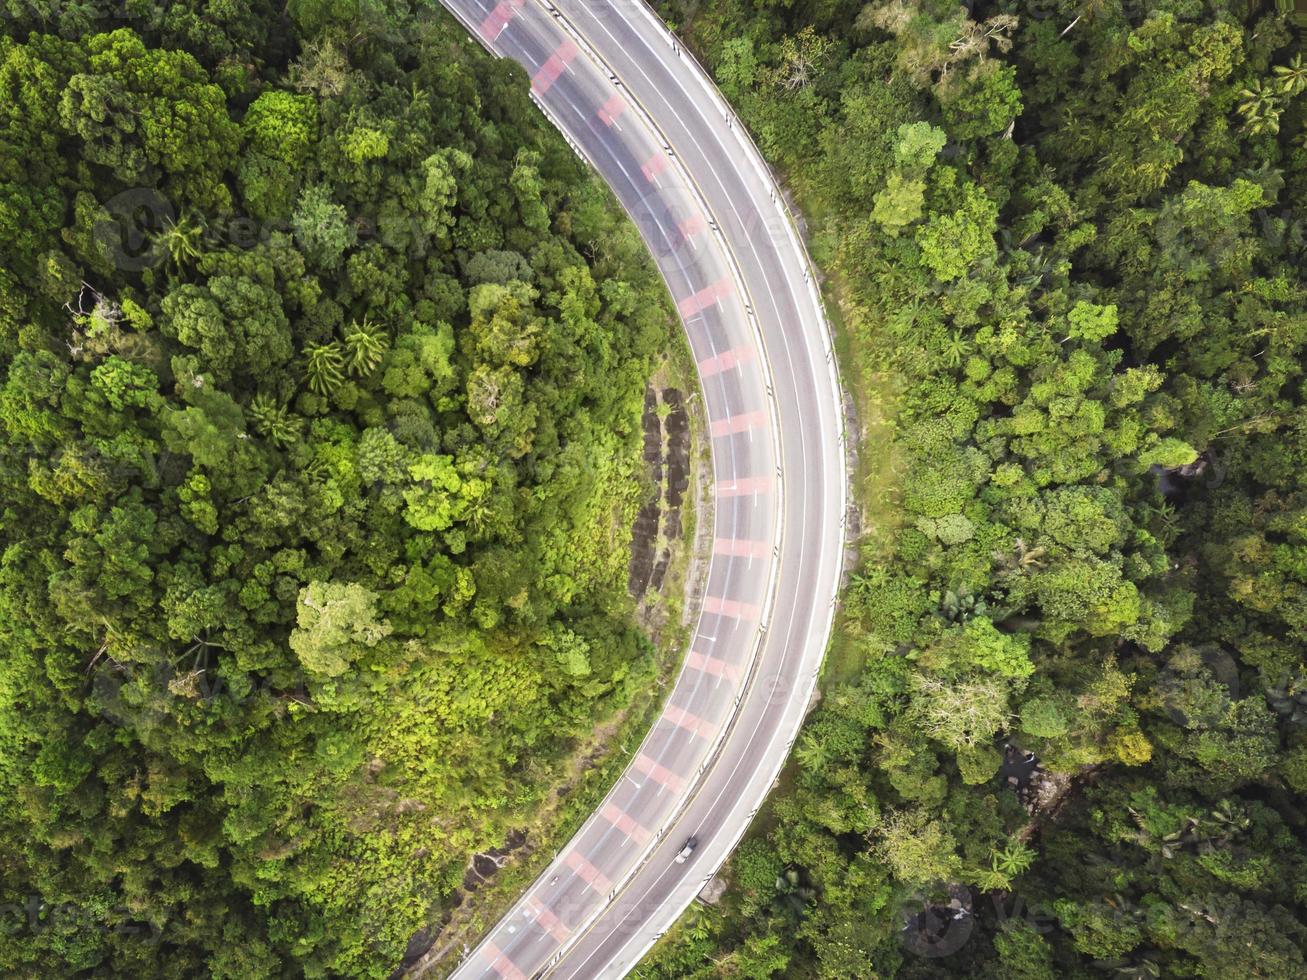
[434,2,847,977]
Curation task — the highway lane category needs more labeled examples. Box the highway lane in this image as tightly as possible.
[433,2,847,977]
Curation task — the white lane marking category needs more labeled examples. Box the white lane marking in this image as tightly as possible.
[451,8,792,975]
[540,12,839,978]
[528,61,761,809]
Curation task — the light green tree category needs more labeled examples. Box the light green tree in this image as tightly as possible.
[916,183,999,281]
[343,317,388,377]
[872,809,961,885]
[291,184,356,269]
[289,581,392,678]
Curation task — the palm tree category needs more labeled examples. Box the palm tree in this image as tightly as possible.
[937,330,973,369]
[1273,53,1306,98]
[974,865,1011,892]
[463,496,493,536]
[991,840,1035,877]
[1201,799,1250,852]
[343,317,388,377]
[248,393,304,447]
[794,732,831,773]
[153,212,206,269]
[304,341,346,395]
[1237,79,1283,136]
[937,586,989,624]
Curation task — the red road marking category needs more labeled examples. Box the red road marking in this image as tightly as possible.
[478,0,523,41]
[709,410,767,438]
[697,345,753,378]
[633,753,686,792]
[687,648,743,682]
[531,39,578,95]
[714,538,771,559]
[481,942,526,980]
[677,276,732,318]
[565,850,612,893]
[526,896,570,943]
[702,595,762,622]
[601,802,652,844]
[641,151,669,182]
[678,212,707,238]
[663,703,717,739]
[716,475,772,497]
[597,94,626,126]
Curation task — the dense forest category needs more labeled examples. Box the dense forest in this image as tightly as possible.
[0,2,677,975]
[3,0,1305,977]
[638,0,1307,978]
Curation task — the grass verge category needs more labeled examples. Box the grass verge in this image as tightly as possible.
[410,324,710,978]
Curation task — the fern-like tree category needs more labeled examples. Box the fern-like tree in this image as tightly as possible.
[1273,53,1306,97]
[304,341,345,394]
[1237,79,1283,136]
[343,317,388,377]
[248,393,304,447]
[153,212,206,269]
